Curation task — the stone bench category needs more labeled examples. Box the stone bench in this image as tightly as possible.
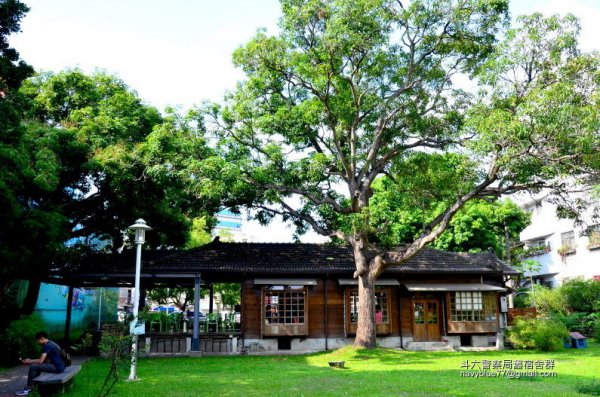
[33,365,81,394]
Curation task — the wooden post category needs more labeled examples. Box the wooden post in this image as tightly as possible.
[324,277,328,351]
[209,284,214,313]
[191,274,201,351]
[65,286,74,344]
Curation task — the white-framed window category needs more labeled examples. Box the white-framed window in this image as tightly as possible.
[348,288,389,324]
[450,292,497,322]
[523,201,542,215]
[560,231,576,253]
[263,285,306,324]
[588,225,600,249]
[523,238,550,257]
[527,239,547,249]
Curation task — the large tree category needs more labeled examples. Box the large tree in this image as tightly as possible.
[198,0,600,347]
[0,69,220,324]
[0,0,37,319]
[19,70,223,251]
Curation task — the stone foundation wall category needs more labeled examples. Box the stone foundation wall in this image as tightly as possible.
[242,336,403,353]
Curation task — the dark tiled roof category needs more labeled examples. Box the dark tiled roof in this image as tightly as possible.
[146,241,517,275]
[61,241,517,277]
[386,249,517,274]
[149,242,355,273]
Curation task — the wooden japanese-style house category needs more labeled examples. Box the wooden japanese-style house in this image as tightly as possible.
[58,240,517,353]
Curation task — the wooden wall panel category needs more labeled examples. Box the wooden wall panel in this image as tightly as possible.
[241,280,261,338]
[325,279,346,338]
[390,287,400,336]
[447,321,497,333]
[307,280,325,337]
[307,279,348,338]
[400,297,413,337]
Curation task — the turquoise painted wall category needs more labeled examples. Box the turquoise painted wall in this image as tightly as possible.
[34,283,118,334]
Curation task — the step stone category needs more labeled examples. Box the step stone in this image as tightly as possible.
[405,341,454,351]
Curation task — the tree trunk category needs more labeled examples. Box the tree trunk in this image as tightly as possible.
[352,238,378,348]
[354,271,377,348]
[0,279,15,310]
[22,279,41,315]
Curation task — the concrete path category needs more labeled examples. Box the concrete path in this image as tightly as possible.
[0,356,89,397]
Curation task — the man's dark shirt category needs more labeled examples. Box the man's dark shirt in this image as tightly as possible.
[44,341,65,372]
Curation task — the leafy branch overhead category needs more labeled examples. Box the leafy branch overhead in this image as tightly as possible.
[17,70,223,253]
[201,2,597,256]
[0,66,224,317]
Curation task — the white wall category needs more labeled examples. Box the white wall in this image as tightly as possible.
[518,193,600,285]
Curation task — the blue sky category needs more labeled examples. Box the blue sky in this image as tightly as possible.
[10,0,600,242]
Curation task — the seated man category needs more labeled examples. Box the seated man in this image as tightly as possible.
[16,331,65,396]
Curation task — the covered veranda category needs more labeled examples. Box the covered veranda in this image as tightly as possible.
[43,240,515,354]
[45,248,244,355]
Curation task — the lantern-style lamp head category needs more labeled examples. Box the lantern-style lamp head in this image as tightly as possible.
[128,219,152,244]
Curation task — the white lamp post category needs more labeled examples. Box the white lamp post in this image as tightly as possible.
[128,218,152,381]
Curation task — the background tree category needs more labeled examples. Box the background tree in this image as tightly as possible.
[146,286,207,312]
[20,70,218,251]
[0,0,39,325]
[212,283,241,311]
[198,1,600,347]
[186,217,213,248]
[0,68,223,330]
[513,259,542,306]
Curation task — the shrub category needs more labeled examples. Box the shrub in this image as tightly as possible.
[97,323,131,397]
[507,317,569,351]
[531,285,567,316]
[577,380,600,396]
[587,313,600,341]
[554,312,600,337]
[513,288,530,309]
[562,280,600,313]
[0,314,46,366]
[71,329,102,356]
[553,312,589,333]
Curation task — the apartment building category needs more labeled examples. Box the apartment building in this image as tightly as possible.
[519,194,600,286]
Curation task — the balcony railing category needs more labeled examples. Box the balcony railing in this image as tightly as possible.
[522,245,551,258]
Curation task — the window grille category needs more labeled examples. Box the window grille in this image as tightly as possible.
[450,292,497,322]
[348,288,389,324]
[264,286,306,324]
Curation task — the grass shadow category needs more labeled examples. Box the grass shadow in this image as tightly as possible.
[64,343,600,396]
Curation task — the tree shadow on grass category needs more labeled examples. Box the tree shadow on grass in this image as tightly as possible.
[65,344,600,397]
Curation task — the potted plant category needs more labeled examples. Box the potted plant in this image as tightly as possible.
[558,244,576,257]
[587,234,600,250]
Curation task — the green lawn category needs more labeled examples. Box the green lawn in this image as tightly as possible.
[67,343,600,397]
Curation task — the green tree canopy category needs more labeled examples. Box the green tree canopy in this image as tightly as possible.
[19,70,220,250]
[1,69,223,322]
[327,153,530,255]
[147,286,208,312]
[213,283,241,310]
[0,0,37,319]
[197,0,599,347]
[0,0,32,92]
